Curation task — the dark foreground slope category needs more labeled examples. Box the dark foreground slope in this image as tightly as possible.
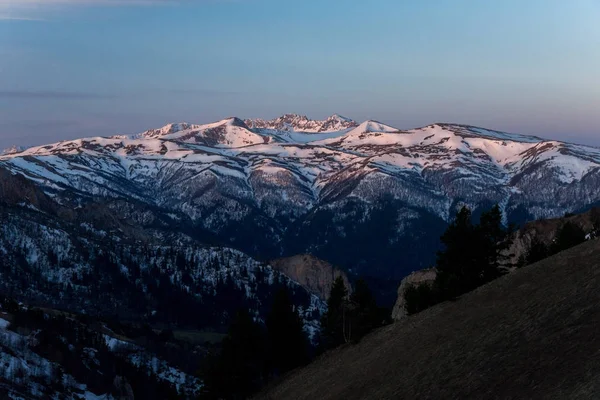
[259,238,600,400]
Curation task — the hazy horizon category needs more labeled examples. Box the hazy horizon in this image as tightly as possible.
[1,0,599,148]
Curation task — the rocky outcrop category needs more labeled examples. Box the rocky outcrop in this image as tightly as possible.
[271,254,351,301]
[391,268,437,321]
[507,207,600,264]
[0,168,56,211]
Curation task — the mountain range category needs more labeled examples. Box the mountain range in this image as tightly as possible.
[1,113,600,305]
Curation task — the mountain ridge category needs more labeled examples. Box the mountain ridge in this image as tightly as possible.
[1,113,600,304]
[244,113,358,133]
[5,114,598,153]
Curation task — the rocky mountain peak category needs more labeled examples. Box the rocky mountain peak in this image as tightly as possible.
[1,145,28,155]
[245,113,358,133]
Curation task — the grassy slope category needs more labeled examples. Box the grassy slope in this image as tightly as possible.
[259,238,600,400]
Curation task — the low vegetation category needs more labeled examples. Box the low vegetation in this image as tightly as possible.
[405,204,594,316]
[0,297,202,398]
[200,279,389,399]
[404,205,513,314]
[523,220,589,265]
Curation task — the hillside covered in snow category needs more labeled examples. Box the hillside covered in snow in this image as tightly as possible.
[0,113,599,397]
[1,114,600,304]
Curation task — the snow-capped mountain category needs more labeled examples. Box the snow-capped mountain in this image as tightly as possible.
[135,117,269,147]
[1,115,600,304]
[245,113,358,133]
[1,145,29,155]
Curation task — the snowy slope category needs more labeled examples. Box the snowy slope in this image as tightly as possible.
[1,114,600,286]
[0,306,202,399]
[136,117,268,147]
[3,116,598,216]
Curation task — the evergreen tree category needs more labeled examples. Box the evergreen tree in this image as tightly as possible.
[590,208,600,238]
[404,282,437,315]
[526,238,550,265]
[551,222,586,254]
[320,276,348,350]
[266,288,309,375]
[435,206,479,298]
[348,279,383,341]
[478,204,513,282]
[516,254,527,268]
[435,204,511,301]
[203,310,268,400]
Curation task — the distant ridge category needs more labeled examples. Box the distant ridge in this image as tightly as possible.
[2,113,600,302]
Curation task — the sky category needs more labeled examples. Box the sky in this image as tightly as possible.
[0,0,599,148]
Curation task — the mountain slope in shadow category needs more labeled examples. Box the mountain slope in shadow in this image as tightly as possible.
[258,238,600,400]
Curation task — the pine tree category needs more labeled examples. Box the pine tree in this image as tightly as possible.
[526,238,550,265]
[203,310,268,399]
[478,204,513,282]
[551,222,586,254]
[435,204,511,300]
[590,208,600,238]
[404,282,437,315]
[320,276,348,350]
[436,206,479,298]
[266,288,309,375]
[348,279,382,341]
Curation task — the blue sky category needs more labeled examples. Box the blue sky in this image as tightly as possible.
[0,0,599,148]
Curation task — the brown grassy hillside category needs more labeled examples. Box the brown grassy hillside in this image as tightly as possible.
[258,238,600,400]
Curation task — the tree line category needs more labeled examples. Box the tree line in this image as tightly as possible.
[405,205,593,315]
[521,219,591,266]
[201,277,390,399]
[0,297,185,399]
